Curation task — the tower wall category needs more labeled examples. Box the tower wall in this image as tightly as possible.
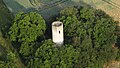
[52,21,64,44]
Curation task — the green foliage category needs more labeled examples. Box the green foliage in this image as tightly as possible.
[0,1,25,68]
[94,18,117,46]
[57,6,118,68]
[59,45,79,68]
[3,2,118,68]
[27,39,79,68]
[19,42,33,57]
[7,52,16,61]
[9,12,46,43]
[0,52,17,68]
[116,36,120,47]
[60,7,78,16]
[116,49,120,60]
[58,15,79,37]
[116,36,120,60]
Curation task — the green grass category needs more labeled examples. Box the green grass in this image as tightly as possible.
[106,5,114,10]
[94,1,105,5]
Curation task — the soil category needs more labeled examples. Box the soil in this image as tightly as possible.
[104,61,120,68]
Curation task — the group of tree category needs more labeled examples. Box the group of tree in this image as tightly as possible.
[0,0,25,67]
[1,2,120,68]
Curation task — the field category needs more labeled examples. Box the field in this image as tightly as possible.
[3,0,120,35]
[3,0,120,37]
[3,0,88,21]
[2,0,120,25]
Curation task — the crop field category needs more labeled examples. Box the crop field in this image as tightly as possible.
[3,0,120,26]
[3,0,86,21]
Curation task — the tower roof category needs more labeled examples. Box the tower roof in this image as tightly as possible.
[52,21,63,27]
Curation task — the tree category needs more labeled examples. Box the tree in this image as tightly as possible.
[58,15,79,37]
[6,6,118,68]
[27,39,79,68]
[19,42,33,57]
[28,39,56,68]
[57,6,118,68]
[8,12,46,43]
[60,7,78,16]
[0,52,17,68]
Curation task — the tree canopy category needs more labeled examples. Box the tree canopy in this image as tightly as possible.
[3,4,120,68]
[19,6,118,68]
[8,12,46,43]
[57,6,118,67]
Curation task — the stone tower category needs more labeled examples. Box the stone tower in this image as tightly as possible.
[52,21,64,45]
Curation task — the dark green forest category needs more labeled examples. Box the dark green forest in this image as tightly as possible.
[0,0,120,68]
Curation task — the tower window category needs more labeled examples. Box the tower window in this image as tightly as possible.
[59,31,60,34]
